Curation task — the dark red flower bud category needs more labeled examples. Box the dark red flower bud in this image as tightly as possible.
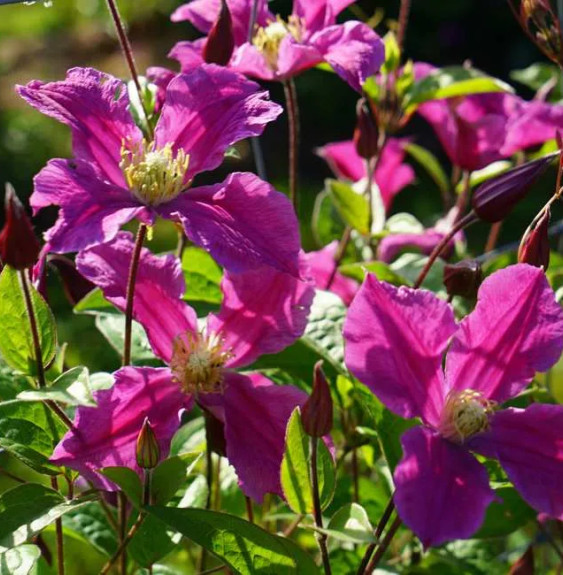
[47,255,95,306]
[353,98,379,160]
[302,361,333,437]
[202,0,235,66]
[136,417,160,469]
[0,184,40,270]
[518,207,551,270]
[471,153,557,223]
[443,260,483,299]
[508,546,534,575]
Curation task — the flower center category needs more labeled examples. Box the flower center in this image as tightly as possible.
[169,331,233,396]
[439,389,494,443]
[252,15,305,70]
[120,140,189,206]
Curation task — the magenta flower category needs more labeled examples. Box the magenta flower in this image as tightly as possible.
[17,65,303,276]
[52,233,314,501]
[170,0,384,91]
[344,264,563,547]
[317,138,415,211]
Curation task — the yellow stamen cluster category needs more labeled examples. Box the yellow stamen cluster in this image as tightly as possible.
[253,15,305,70]
[120,140,189,206]
[170,331,233,396]
[439,389,495,443]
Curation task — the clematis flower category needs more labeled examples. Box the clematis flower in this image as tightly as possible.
[17,65,303,276]
[170,0,384,92]
[344,264,563,547]
[52,232,314,501]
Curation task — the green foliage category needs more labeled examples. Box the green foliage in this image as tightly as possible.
[511,63,562,101]
[182,247,223,304]
[0,545,40,575]
[325,179,370,235]
[321,503,375,544]
[151,452,202,504]
[405,143,449,197]
[99,467,143,507]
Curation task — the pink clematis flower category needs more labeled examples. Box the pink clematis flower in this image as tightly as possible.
[170,0,384,92]
[317,138,415,211]
[17,65,303,276]
[52,233,314,501]
[344,264,563,547]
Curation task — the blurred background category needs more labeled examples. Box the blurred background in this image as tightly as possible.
[0,0,560,370]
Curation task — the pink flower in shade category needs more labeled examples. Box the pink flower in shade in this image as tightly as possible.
[343,264,563,547]
[170,0,384,92]
[316,138,415,212]
[52,233,315,502]
[17,65,303,276]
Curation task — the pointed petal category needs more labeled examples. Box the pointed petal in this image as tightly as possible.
[32,159,150,254]
[229,43,276,81]
[168,40,206,73]
[158,172,301,276]
[76,232,197,363]
[343,274,457,425]
[51,367,189,490]
[375,138,415,209]
[276,36,322,79]
[222,372,307,503]
[154,65,282,179]
[207,256,315,369]
[293,0,355,31]
[394,426,495,547]
[446,264,563,403]
[310,22,385,92]
[317,140,366,182]
[17,68,142,186]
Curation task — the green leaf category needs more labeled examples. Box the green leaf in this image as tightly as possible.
[338,261,407,286]
[0,358,33,402]
[391,253,446,294]
[404,143,449,196]
[0,400,67,474]
[100,467,142,507]
[0,545,41,575]
[145,505,319,574]
[511,63,562,100]
[382,32,400,74]
[281,408,335,514]
[376,408,417,471]
[311,190,346,246]
[325,179,369,235]
[129,513,176,568]
[0,484,94,552]
[94,315,154,363]
[320,503,375,544]
[151,453,202,504]
[63,501,117,557]
[182,247,222,304]
[0,266,57,375]
[17,366,96,407]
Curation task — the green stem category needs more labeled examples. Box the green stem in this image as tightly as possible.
[283,79,300,214]
[311,438,332,575]
[50,477,65,575]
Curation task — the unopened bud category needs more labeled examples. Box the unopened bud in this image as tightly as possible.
[0,184,40,270]
[471,153,556,223]
[518,207,550,270]
[136,417,160,470]
[202,0,235,66]
[443,260,483,299]
[353,98,379,160]
[302,361,333,437]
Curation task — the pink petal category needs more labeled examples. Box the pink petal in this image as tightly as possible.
[168,40,206,74]
[76,232,197,363]
[32,159,151,254]
[305,241,359,305]
[446,264,563,403]
[207,255,315,369]
[228,43,276,82]
[51,367,189,490]
[343,274,457,425]
[157,172,301,276]
[377,230,449,263]
[293,0,355,32]
[17,67,142,186]
[222,372,307,503]
[478,405,563,520]
[394,426,496,548]
[310,22,385,92]
[276,36,323,79]
[317,140,365,182]
[375,138,415,209]
[154,64,282,179]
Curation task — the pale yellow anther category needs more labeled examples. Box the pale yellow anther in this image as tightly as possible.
[170,331,233,396]
[252,15,305,70]
[439,389,495,443]
[120,140,189,206]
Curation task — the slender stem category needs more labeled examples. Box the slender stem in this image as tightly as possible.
[485,221,503,252]
[50,477,65,575]
[175,230,187,260]
[351,449,359,504]
[46,400,74,429]
[100,512,146,575]
[363,516,402,574]
[396,0,411,52]
[311,438,332,575]
[365,157,376,237]
[283,79,300,214]
[118,492,128,575]
[283,514,304,537]
[213,457,222,511]
[326,227,352,290]
[413,212,478,289]
[356,498,395,575]
[245,496,254,523]
[123,224,147,366]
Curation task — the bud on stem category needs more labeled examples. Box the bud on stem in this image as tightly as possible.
[518,206,551,270]
[302,361,333,437]
[354,98,379,160]
[136,417,160,470]
[202,0,235,66]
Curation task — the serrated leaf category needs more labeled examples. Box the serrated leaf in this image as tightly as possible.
[0,545,40,575]
[146,505,319,574]
[325,179,370,235]
[0,266,57,375]
[100,467,142,507]
[404,143,449,195]
[151,453,202,504]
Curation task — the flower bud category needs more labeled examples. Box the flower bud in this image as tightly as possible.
[301,361,333,437]
[443,260,483,299]
[471,153,556,223]
[136,417,160,470]
[353,98,379,160]
[518,207,550,270]
[0,184,40,270]
[202,0,235,66]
